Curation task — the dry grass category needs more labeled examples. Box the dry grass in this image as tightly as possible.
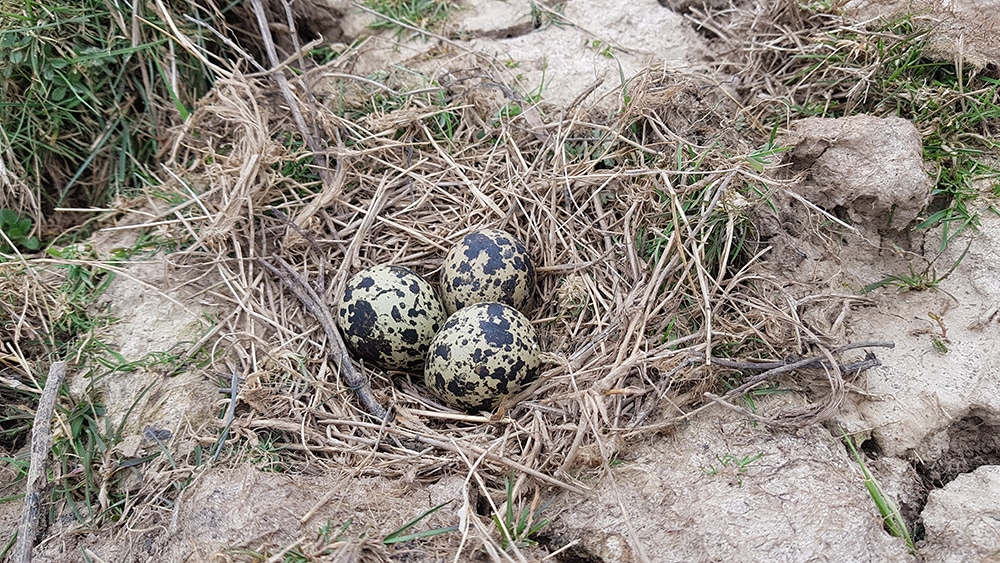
[0,1,912,558]
[117,21,871,555]
[0,265,66,387]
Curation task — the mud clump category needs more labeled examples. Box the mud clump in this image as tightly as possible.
[919,465,1000,562]
[780,114,933,233]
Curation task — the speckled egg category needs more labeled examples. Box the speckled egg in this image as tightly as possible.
[440,229,535,316]
[337,264,446,373]
[424,302,541,412]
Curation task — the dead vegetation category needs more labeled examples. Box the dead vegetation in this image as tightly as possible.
[123,25,879,560]
[0,0,949,559]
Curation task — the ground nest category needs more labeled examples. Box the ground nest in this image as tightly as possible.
[144,44,874,505]
[0,44,886,563]
[5,1,999,559]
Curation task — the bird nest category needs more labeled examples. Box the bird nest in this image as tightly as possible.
[154,48,866,498]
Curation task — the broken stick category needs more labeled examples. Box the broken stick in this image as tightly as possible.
[13,361,67,563]
[706,341,893,401]
[259,256,389,420]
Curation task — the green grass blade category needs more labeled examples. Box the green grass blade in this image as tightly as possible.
[382,525,459,544]
[382,500,454,544]
[842,429,915,552]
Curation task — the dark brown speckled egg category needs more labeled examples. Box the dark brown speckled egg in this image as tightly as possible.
[337,264,445,373]
[424,302,540,412]
[439,229,535,316]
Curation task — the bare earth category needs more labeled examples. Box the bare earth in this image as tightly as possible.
[5,0,1000,561]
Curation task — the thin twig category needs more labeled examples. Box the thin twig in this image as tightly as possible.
[707,342,892,400]
[706,340,894,371]
[248,0,333,187]
[210,371,241,463]
[258,256,388,419]
[14,361,67,563]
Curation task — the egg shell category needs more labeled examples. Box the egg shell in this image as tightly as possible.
[337,264,446,373]
[439,229,535,316]
[424,302,540,412]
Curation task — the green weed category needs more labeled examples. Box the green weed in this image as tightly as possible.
[492,474,550,550]
[588,40,615,59]
[0,385,38,489]
[930,334,949,354]
[635,224,673,266]
[40,246,116,357]
[383,500,458,544]
[926,312,951,353]
[319,518,353,544]
[0,242,198,529]
[364,0,454,34]
[722,376,788,415]
[50,380,157,525]
[745,122,791,174]
[107,230,185,260]
[528,1,568,30]
[337,81,461,142]
[842,430,915,552]
[223,507,454,561]
[272,134,322,189]
[0,533,14,559]
[703,452,764,487]
[242,431,289,473]
[861,239,971,294]
[861,268,944,294]
[0,209,40,254]
[659,317,680,345]
[641,143,765,280]
[495,64,549,122]
[36,359,200,529]
[306,45,343,66]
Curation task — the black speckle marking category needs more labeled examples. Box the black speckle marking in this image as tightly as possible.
[480,313,514,348]
[433,343,451,360]
[401,328,419,345]
[346,300,378,335]
[463,232,508,275]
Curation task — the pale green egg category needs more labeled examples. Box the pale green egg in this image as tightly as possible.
[337,264,445,373]
[440,229,535,316]
[424,302,540,411]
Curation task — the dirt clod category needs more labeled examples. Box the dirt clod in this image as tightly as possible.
[781,114,933,232]
[919,465,1000,563]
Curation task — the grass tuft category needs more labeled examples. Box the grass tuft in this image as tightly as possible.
[702,452,764,487]
[861,239,972,294]
[364,0,455,34]
[493,474,551,550]
[0,0,228,224]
